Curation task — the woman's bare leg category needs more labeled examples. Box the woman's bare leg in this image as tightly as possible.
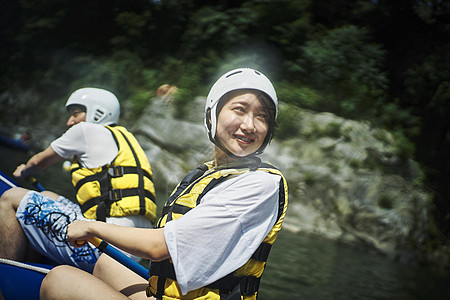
[40,265,128,300]
[93,254,152,300]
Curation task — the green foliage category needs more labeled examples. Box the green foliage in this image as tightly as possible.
[293,25,388,119]
[170,62,203,119]
[378,194,394,209]
[276,103,303,140]
[349,159,363,170]
[392,130,416,161]
[126,89,153,117]
[277,81,323,109]
[303,171,317,186]
[181,6,257,56]
[311,121,342,139]
[111,11,149,54]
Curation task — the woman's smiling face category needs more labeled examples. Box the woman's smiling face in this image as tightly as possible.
[216,91,269,157]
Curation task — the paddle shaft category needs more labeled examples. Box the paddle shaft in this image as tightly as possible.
[87,237,150,280]
[28,176,45,192]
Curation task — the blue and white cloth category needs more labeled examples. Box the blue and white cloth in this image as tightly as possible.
[16,191,99,272]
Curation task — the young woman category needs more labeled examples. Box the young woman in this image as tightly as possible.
[40,68,288,300]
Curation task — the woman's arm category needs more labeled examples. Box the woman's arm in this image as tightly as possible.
[67,220,170,261]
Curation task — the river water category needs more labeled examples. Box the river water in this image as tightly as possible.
[0,145,448,299]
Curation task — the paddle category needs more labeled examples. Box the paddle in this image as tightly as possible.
[0,169,44,193]
[27,176,45,192]
[80,237,150,280]
[0,170,18,192]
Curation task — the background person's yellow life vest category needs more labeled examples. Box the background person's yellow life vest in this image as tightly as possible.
[70,125,157,222]
[147,160,288,300]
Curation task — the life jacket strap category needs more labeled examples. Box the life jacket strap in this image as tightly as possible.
[149,259,176,299]
[80,189,155,215]
[108,165,153,180]
[207,275,260,298]
[251,242,272,262]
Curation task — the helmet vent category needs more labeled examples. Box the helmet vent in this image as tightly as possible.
[226,70,242,78]
[93,108,105,122]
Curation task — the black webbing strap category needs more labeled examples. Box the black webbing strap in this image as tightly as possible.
[160,203,193,220]
[165,164,209,206]
[195,175,230,206]
[239,276,261,296]
[74,167,109,193]
[208,275,260,298]
[207,273,240,294]
[81,189,154,215]
[97,201,107,222]
[108,165,153,181]
[98,167,111,221]
[149,260,176,299]
[162,175,231,223]
[251,242,272,262]
[276,177,286,221]
[97,240,108,252]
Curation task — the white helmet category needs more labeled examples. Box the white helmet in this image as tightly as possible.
[65,88,120,125]
[205,68,278,154]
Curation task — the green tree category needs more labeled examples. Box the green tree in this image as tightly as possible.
[294,25,388,119]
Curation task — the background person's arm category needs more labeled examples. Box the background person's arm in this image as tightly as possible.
[13,146,63,179]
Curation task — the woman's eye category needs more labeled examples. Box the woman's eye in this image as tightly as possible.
[257,111,269,120]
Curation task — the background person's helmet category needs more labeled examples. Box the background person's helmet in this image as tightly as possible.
[205,68,278,154]
[65,88,120,125]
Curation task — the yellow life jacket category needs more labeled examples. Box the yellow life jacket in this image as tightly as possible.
[147,159,288,300]
[70,125,157,223]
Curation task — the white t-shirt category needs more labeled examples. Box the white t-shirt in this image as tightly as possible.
[163,170,281,295]
[50,122,118,168]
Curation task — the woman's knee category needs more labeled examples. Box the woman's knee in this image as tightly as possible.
[40,265,74,299]
[93,253,113,278]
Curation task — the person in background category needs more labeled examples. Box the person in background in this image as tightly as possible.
[0,87,157,272]
[156,83,178,103]
[40,68,288,300]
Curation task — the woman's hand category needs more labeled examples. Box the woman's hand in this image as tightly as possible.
[67,220,95,247]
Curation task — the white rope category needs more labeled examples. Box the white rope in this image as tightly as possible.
[0,258,51,274]
[0,173,16,188]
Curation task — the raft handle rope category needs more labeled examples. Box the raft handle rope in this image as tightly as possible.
[0,258,50,274]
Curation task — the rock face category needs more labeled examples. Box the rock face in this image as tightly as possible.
[133,97,432,261]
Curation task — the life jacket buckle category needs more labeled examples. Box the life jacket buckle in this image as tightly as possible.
[109,189,123,201]
[108,166,124,177]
